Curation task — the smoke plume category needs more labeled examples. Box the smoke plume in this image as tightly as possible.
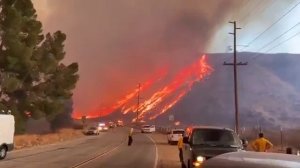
[32,0,240,117]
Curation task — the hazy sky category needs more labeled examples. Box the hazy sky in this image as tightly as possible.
[31,0,300,116]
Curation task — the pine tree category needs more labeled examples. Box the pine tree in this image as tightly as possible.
[0,0,79,133]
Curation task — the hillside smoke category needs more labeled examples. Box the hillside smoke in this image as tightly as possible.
[32,0,239,116]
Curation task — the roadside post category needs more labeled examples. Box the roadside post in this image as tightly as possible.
[169,115,174,132]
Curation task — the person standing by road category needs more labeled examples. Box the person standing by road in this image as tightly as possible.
[177,134,184,164]
[251,132,273,152]
[128,127,134,146]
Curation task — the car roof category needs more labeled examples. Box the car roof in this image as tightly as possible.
[202,151,300,168]
[171,129,185,131]
[190,126,234,132]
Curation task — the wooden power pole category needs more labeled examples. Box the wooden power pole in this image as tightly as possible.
[224,21,247,134]
[136,83,141,122]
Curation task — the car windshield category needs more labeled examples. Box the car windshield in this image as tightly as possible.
[173,131,185,134]
[89,127,96,130]
[143,125,150,128]
[192,129,239,146]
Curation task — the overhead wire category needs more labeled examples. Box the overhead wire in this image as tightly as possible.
[222,0,256,63]
[240,0,300,51]
[251,30,300,60]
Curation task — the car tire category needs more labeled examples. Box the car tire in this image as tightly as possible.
[0,145,7,160]
[188,160,193,168]
[181,160,187,168]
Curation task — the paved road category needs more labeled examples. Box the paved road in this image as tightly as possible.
[82,133,157,168]
[0,128,157,168]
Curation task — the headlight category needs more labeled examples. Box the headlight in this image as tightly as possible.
[196,156,205,162]
[193,156,205,167]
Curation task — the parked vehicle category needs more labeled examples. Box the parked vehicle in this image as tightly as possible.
[0,114,15,160]
[108,121,117,128]
[83,126,100,135]
[117,120,124,127]
[141,125,155,133]
[182,126,245,168]
[98,122,109,131]
[167,129,185,144]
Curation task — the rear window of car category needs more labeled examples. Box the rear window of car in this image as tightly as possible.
[192,129,239,146]
[173,130,184,134]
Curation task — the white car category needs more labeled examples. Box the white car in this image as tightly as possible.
[0,114,15,160]
[167,129,185,144]
[83,126,100,135]
[141,125,155,133]
[98,122,109,132]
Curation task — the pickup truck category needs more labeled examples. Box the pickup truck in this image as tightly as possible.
[182,126,245,168]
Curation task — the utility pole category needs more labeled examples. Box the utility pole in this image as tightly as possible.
[224,21,248,134]
[136,83,141,122]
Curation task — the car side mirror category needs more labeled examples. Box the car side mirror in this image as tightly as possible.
[183,137,189,144]
[241,139,248,148]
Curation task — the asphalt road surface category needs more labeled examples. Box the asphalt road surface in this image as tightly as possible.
[0,128,157,168]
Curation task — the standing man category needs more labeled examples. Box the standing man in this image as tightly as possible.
[251,132,273,152]
[128,127,134,146]
[177,134,184,164]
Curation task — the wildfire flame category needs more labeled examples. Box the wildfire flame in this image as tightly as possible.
[122,55,213,121]
[72,68,168,119]
[72,54,213,120]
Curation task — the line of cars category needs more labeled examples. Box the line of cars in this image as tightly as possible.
[83,120,124,135]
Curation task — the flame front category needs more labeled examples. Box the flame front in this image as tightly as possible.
[122,55,213,121]
[72,55,213,120]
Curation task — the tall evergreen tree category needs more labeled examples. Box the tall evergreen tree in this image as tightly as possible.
[0,0,79,133]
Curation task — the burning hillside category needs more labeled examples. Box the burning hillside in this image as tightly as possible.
[72,55,213,121]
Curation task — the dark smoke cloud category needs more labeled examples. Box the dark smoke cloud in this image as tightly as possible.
[33,0,239,115]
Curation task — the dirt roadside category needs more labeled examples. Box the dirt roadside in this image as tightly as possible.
[14,128,84,150]
[149,133,181,168]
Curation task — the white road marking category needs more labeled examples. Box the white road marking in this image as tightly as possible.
[146,135,158,168]
[71,137,126,168]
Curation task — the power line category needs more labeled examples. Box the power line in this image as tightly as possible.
[239,0,277,29]
[248,21,300,60]
[241,0,300,51]
[256,22,300,52]
[251,30,300,60]
[238,0,269,27]
[266,31,300,53]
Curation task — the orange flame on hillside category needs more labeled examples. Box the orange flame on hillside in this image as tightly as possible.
[72,55,213,120]
[122,55,213,121]
[72,68,168,119]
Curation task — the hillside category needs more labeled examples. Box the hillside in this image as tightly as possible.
[155,53,300,129]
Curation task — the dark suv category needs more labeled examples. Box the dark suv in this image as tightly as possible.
[182,126,245,168]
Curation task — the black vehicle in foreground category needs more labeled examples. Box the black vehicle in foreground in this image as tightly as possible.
[182,126,246,168]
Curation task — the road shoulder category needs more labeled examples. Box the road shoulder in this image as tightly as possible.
[149,133,181,168]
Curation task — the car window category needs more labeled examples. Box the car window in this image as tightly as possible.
[173,131,184,135]
[192,129,239,146]
[143,125,150,128]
